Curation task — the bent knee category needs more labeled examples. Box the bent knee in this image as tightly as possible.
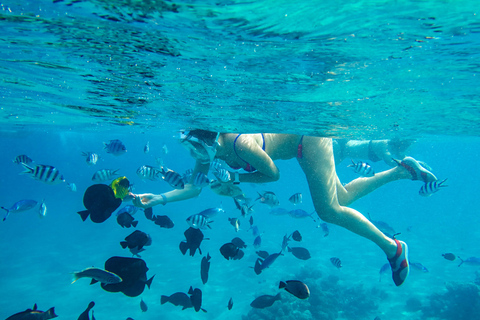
[316,206,343,223]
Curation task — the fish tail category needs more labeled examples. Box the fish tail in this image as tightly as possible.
[458,257,464,267]
[132,220,139,228]
[279,281,286,289]
[179,241,188,255]
[145,275,155,289]
[71,272,80,284]
[20,163,35,175]
[160,295,169,304]
[46,307,57,318]
[120,241,128,249]
[2,208,10,221]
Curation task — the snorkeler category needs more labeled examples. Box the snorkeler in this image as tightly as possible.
[132,131,437,287]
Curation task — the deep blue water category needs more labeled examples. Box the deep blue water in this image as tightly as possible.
[1,0,480,319]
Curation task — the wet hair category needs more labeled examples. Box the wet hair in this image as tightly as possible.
[185,130,219,146]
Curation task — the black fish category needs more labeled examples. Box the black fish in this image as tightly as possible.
[6,303,57,320]
[117,212,138,228]
[287,246,311,260]
[442,253,456,261]
[77,301,95,320]
[227,297,233,310]
[101,256,155,297]
[78,184,122,223]
[153,215,174,228]
[249,216,254,226]
[279,280,310,299]
[330,257,342,269]
[188,287,205,312]
[120,230,152,250]
[144,207,154,220]
[179,227,205,257]
[254,252,282,275]
[291,230,302,242]
[231,237,247,249]
[256,250,270,259]
[140,299,147,312]
[161,292,192,310]
[201,253,211,285]
[220,243,239,260]
[250,293,281,309]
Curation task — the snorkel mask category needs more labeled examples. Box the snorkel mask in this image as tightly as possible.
[180,131,220,164]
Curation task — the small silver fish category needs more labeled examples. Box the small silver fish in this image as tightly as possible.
[419,178,448,197]
[38,199,47,218]
[193,172,211,188]
[348,160,375,177]
[1,199,38,221]
[144,141,150,154]
[67,182,77,192]
[92,169,119,182]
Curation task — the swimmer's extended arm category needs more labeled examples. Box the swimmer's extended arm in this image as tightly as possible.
[132,161,209,208]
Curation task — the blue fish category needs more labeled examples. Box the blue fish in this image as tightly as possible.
[254,252,282,275]
[410,262,429,272]
[288,209,315,219]
[104,139,127,156]
[2,199,38,221]
[319,223,330,237]
[253,235,262,248]
[458,256,480,267]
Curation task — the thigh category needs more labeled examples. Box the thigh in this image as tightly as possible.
[297,136,341,209]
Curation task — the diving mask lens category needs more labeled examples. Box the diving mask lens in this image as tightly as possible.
[180,132,218,164]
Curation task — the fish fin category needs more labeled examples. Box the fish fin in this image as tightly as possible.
[90,278,98,285]
[279,281,286,289]
[33,303,38,310]
[120,241,128,249]
[77,210,90,222]
[179,241,188,255]
[188,286,194,295]
[198,247,202,255]
[458,257,464,267]
[132,221,139,228]
[160,295,169,304]
[201,308,207,313]
[20,163,34,175]
[275,293,282,300]
[145,275,155,289]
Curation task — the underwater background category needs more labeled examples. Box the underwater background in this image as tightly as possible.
[1,0,480,319]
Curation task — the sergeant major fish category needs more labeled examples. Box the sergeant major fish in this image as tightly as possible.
[348,160,375,177]
[104,139,127,156]
[143,141,150,154]
[161,168,185,189]
[21,164,65,185]
[186,214,212,229]
[419,178,448,197]
[136,165,162,181]
[288,193,302,205]
[72,267,122,284]
[256,191,279,207]
[92,169,119,182]
[13,154,33,165]
[81,152,99,165]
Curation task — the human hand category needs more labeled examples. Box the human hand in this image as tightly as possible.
[131,193,162,208]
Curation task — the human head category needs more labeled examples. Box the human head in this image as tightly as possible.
[180,129,220,164]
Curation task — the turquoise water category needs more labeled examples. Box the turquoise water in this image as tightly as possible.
[1,0,480,319]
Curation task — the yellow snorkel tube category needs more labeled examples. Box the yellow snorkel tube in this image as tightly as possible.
[110,176,130,200]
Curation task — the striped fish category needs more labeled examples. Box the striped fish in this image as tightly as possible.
[288,193,302,205]
[161,168,185,189]
[92,169,119,182]
[67,182,77,192]
[186,214,212,229]
[13,154,33,165]
[213,168,230,183]
[82,152,99,165]
[193,172,211,188]
[330,257,342,269]
[21,164,65,185]
[419,178,448,197]
[348,160,375,177]
[136,165,162,181]
[104,139,127,156]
